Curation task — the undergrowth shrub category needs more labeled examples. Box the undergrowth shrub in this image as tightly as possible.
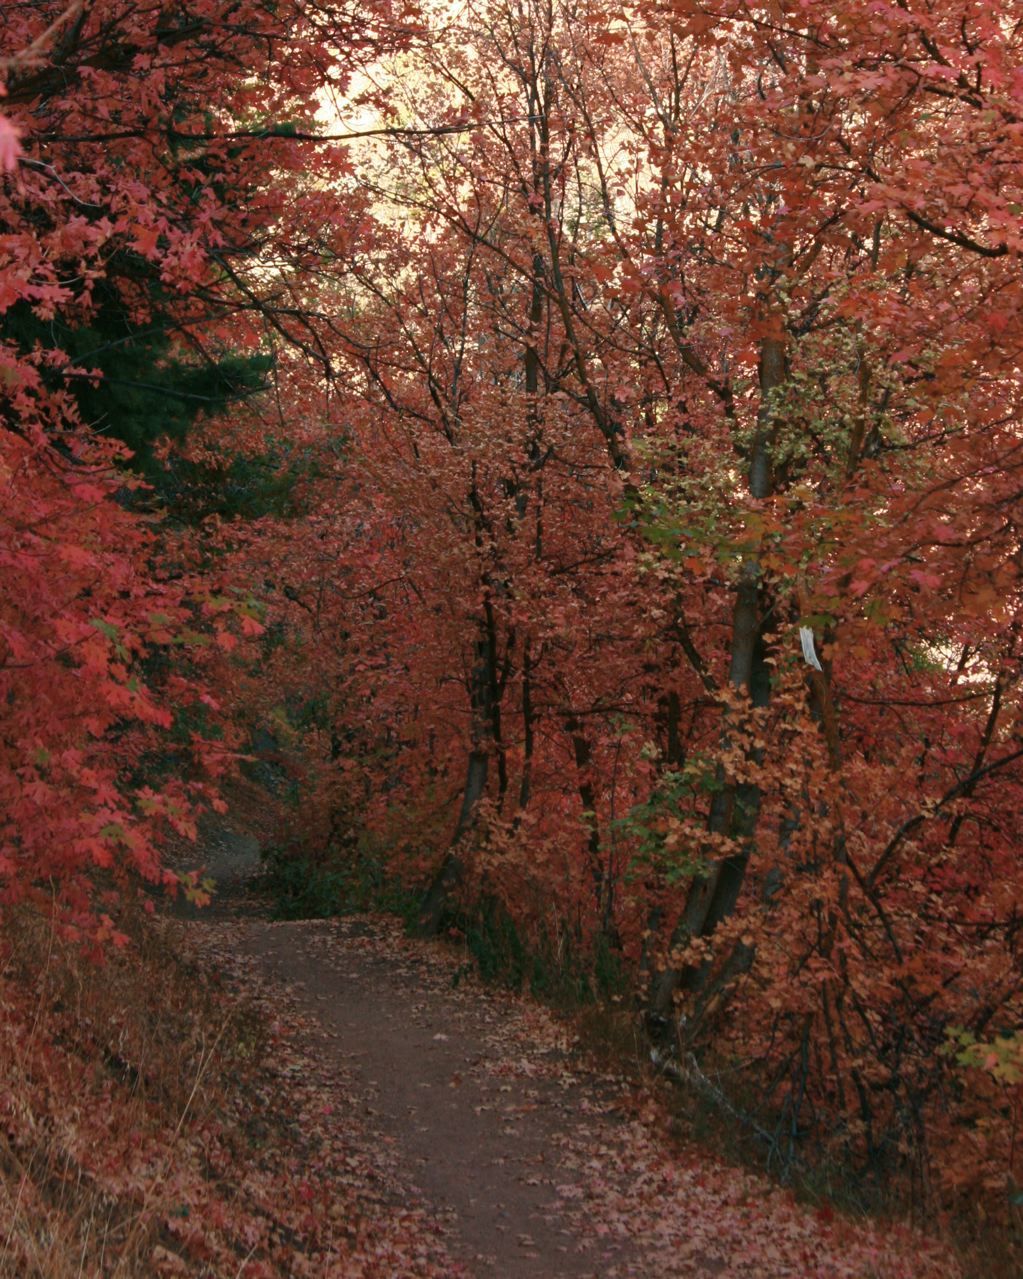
[259,844,416,921]
[453,896,627,1008]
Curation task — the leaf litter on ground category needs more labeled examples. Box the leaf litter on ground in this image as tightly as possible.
[187,913,962,1279]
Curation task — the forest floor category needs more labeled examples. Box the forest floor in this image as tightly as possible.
[166,815,963,1279]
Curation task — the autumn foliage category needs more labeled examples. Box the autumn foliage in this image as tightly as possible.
[3,0,1023,1233]
[0,0,400,930]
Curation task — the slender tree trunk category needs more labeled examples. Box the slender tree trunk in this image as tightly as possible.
[647,333,786,1032]
[639,689,687,982]
[416,625,493,935]
[565,715,606,919]
[418,237,545,927]
[517,638,535,814]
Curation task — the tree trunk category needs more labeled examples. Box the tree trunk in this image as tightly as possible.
[565,715,606,920]
[416,625,493,935]
[647,333,785,1033]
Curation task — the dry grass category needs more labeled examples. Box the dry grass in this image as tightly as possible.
[0,902,267,1277]
[0,896,458,1279]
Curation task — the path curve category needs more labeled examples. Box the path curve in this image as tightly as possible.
[241,917,644,1277]
[173,819,960,1279]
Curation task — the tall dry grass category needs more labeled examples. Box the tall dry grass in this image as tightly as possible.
[0,902,265,1277]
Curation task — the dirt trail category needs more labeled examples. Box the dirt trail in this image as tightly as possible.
[176,819,652,1275]
[174,822,960,1279]
[240,917,643,1277]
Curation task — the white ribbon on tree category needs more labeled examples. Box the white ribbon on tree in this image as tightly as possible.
[799,626,823,672]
